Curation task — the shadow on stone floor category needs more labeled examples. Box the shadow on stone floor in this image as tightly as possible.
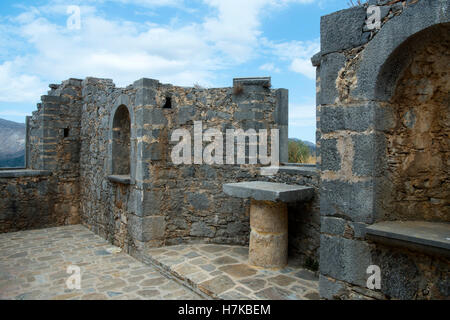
[144,244,320,300]
[0,225,201,300]
[0,225,319,300]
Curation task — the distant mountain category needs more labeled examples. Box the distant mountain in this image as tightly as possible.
[0,118,26,168]
[289,138,316,155]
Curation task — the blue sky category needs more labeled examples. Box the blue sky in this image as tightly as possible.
[0,0,347,143]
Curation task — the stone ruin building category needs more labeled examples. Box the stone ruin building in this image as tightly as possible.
[0,0,448,300]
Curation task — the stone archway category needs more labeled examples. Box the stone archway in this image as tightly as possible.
[375,24,450,222]
[317,1,449,300]
[112,105,131,176]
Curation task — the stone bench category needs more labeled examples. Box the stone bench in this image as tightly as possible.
[365,221,450,258]
[223,181,314,269]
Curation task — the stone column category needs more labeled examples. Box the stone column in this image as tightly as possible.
[223,181,314,269]
[249,200,288,269]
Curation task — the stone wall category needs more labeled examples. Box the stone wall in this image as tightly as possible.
[0,79,83,234]
[29,79,83,226]
[78,78,128,248]
[77,77,298,259]
[316,0,449,299]
[2,76,316,262]
[265,167,320,268]
[0,172,58,233]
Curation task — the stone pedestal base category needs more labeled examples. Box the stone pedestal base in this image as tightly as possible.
[248,200,288,269]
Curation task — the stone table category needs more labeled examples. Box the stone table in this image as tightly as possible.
[223,181,314,269]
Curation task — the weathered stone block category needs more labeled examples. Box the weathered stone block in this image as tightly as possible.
[320,6,368,55]
[114,94,130,109]
[371,246,423,300]
[133,78,159,89]
[238,102,271,113]
[320,104,375,133]
[319,275,348,300]
[318,52,346,105]
[187,192,210,211]
[278,124,289,164]
[233,77,271,88]
[321,216,347,236]
[128,214,166,242]
[190,221,216,238]
[133,189,163,217]
[135,88,157,107]
[320,138,340,172]
[60,88,78,97]
[235,111,260,121]
[352,133,386,177]
[275,89,288,126]
[206,110,231,121]
[134,160,151,182]
[41,95,63,103]
[319,107,344,133]
[199,165,217,180]
[320,180,374,223]
[139,141,162,161]
[352,134,372,177]
[177,105,195,125]
[148,108,167,125]
[319,234,372,287]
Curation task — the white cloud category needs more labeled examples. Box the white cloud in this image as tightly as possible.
[202,0,317,62]
[0,8,219,100]
[290,58,316,79]
[0,59,47,103]
[259,63,281,73]
[0,0,319,104]
[111,0,184,6]
[263,38,319,79]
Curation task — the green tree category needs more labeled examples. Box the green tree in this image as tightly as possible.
[288,140,311,163]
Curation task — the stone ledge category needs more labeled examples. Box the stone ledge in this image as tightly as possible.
[366,221,450,257]
[107,175,131,185]
[278,165,318,177]
[0,170,52,178]
[223,181,314,203]
[282,163,316,168]
[233,77,271,88]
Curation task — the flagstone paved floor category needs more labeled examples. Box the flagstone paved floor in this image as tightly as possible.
[144,245,320,300]
[0,225,201,300]
[0,225,319,300]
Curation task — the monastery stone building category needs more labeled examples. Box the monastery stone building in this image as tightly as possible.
[0,0,448,300]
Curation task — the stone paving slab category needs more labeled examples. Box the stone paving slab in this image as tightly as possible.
[144,244,320,300]
[0,225,201,300]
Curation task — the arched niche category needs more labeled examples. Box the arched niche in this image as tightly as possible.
[111,105,131,176]
[374,23,450,222]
